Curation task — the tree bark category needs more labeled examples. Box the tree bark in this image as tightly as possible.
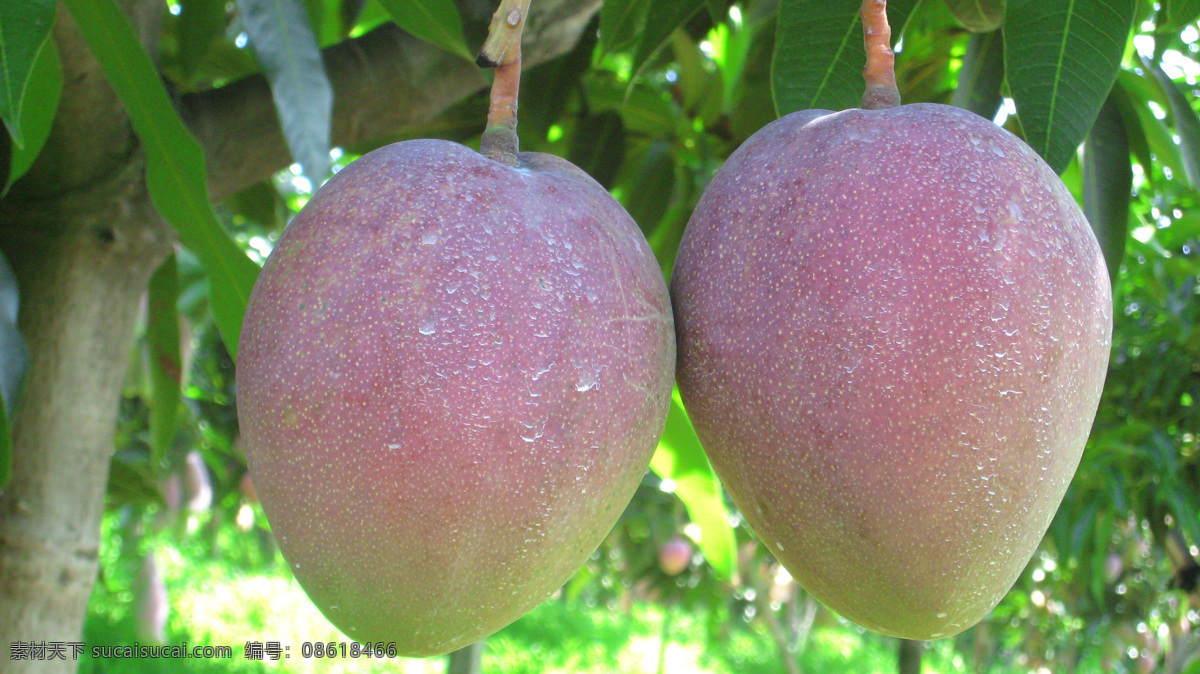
[0,0,598,669]
[898,638,924,674]
[0,168,172,673]
[446,640,484,674]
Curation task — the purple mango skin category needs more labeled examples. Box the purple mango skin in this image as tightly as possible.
[237,139,674,656]
[671,104,1112,640]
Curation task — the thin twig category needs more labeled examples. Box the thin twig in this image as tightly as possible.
[478,0,531,164]
[860,0,901,110]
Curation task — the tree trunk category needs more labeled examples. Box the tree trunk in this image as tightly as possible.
[0,0,598,669]
[898,638,924,674]
[446,640,484,674]
[0,181,172,672]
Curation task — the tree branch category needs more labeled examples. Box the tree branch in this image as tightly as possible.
[184,0,600,203]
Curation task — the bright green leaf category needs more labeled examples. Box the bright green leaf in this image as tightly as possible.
[773,0,919,115]
[631,0,707,84]
[375,0,471,62]
[651,388,737,581]
[1116,69,1188,185]
[1083,94,1130,284]
[61,0,260,360]
[237,0,332,185]
[1004,0,1135,173]
[0,0,55,147]
[5,35,60,193]
[1142,54,1200,187]
[147,254,182,468]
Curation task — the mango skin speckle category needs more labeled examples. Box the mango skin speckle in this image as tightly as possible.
[237,140,674,656]
[671,104,1112,640]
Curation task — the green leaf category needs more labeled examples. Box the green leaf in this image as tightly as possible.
[4,35,60,193]
[0,0,55,147]
[1083,93,1130,284]
[599,0,648,56]
[61,0,260,360]
[177,0,228,79]
[1142,54,1200,187]
[519,15,597,142]
[147,254,182,468]
[945,0,1006,32]
[1107,74,1153,179]
[237,0,332,185]
[620,140,677,237]
[225,180,285,230]
[1160,0,1200,33]
[773,0,919,115]
[952,30,1004,120]
[1116,68,1188,184]
[631,0,707,83]
[1004,0,1135,174]
[567,111,625,189]
[375,0,471,62]
[1166,487,1200,549]
[651,388,737,581]
[588,76,678,134]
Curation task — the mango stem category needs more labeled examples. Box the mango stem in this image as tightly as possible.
[478,0,530,165]
[860,0,901,110]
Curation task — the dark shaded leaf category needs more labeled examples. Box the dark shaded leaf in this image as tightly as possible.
[651,388,736,580]
[0,0,55,147]
[588,76,678,135]
[599,0,647,55]
[631,0,707,83]
[1083,93,1130,284]
[375,0,471,61]
[1107,74,1153,179]
[225,180,285,230]
[773,0,919,115]
[621,140,677,236]
[237,0,332,184]
[1142,54,1200,187]
[62,0,261,360]
[520,15,597,142]
[1160,0,1200,33]
[945,0,1005,32]
[568,111,625,189]
[147,254,182,468]
[177,0,228,79]
[1004,0,1135,173]
[4,36,60,193]
[952,29,1004,120]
